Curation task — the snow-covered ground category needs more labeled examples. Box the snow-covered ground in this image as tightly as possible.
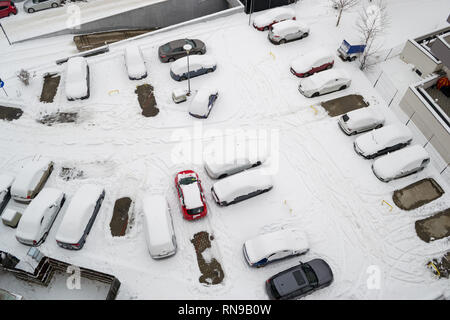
[0,0,449,300]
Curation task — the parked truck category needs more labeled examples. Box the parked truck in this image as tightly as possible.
[337,40,366,61]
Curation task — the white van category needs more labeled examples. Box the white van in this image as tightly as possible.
[211,168,273,206]
[142,195,177,259]
[16,188,65,246]
[55,184,105,250]
[11,159,53,203]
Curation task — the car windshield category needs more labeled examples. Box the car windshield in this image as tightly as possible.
[187,207,203,215]
[186,39,196,48]
[179,176,197,185]
[302,264,318,285]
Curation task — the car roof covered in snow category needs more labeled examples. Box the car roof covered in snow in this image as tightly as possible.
[271,20,308,35]
[16,188,64,241]
[212,168,273,202]
[170,55,216,74]
[204,151,266,176]
[290,49,334,73]
[125,44,147,78]
[253,7,295,27]
[301,68,349,89]
[355,124,412,155]
[188,87,218,116]
[11,159,52,198]
[181,181,203,209]
[65,56,88,99]
[142,195,173,249]
[0,174,14,193]
[55,184,104,244]
[244,229,309,264]
[372,145,429,179]
[344,107,384,130]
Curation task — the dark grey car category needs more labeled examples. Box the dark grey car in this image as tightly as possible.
[158,39,206,63]
[265,259,333,300]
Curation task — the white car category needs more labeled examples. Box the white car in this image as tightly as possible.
[268,20,309,44]
[298,69,351,98]
[211,168,273,206]
[55,184,105,250]
[125,44,147,80]
[188,87,219,119]
[243,229,309,267]
[338,107,385,135]
[142,195,177,259]
[204,153,265,179]
[372,145,430,182]
[253,7,296,31]
[65,56,90,101]
[11,159,53,203]
[16,188,65,246]
[290,49,334,78]
[0,174,14,214]
[354,124,413,159]
[170,55,217,81]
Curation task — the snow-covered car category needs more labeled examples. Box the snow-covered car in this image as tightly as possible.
[55,184,105,250]
[15,188,65,246]
[354,124,413,159]
[253,7,296,31]
[175,170,207,220]
[338,107,385,135]
[188,87,219,119]
[0,174,14,214]
[158,39,206,63]
[24,0,62,13]
[298,69,351,98]
[266,259,334,300]
[290,50,334,78]
[170,55,217,81]
[204,153,265,179]
[65,56,90,101]
[372,145,430,182]
[211,168,273,206]
[243,229,309,267]
[268,20,309,45]
[11,159,53,203]
[125,44,147,80]
[142,195,177,259]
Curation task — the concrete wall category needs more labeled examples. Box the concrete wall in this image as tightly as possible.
[399,82,450,164]
[400,40,442,76]
[430,34,450,69]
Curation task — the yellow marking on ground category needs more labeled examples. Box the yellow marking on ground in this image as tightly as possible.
[269,52,275,60]
[108,89,119,95]
[310,105,318,115]
[382,200,393,211]
[427,262,441,277]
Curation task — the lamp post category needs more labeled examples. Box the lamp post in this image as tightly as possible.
[183,43,193,96]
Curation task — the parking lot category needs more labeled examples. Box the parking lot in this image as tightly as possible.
[0,1,449,300]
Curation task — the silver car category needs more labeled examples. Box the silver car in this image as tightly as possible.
[24,0,62,13]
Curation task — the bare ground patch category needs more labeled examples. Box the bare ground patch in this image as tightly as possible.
[415,208,450,243]
[190,231,224,285]
[37,112,78,126]
[0,105,23,121]
[40,73,60,103]
[110,197,132,237]
[393,178,444,211]
[135,84,159,117]
[428,252,450,279]
[59,167,84,181]
[321,94,368,117]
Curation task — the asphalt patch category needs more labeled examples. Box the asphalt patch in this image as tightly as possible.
[135,84,159,117]
[37,112,78,126]
[0,105,23,121]
[321,94,368,117]
[415,208,450,243]
[393,178,444,211]
[40,73,61,103]
[110,197,132,237]
[59,167,84,181]
[190,231,224,285]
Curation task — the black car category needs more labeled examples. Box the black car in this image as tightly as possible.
[158,39,206,63]
[266,259,333,300]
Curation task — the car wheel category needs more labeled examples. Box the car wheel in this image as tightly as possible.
[218,174,228,179]
[28,8,35,13]
[180,76,187,81]
[51,3,59,8]
[303,72,310,77]
[263,26,269,31]
[339,85,347,91]
[326,64,332,69]
[375,124,383,129]
[312,92,319,98]
[279,39,286,44]
[196,51,202,55]
[351,56,357,61]
[168,57,175,62]
[251,161,262,168]
[206,68,214,73]
[302,32,309,38]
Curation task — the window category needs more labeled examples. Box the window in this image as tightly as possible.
[293,270,306,286]
[302,264,318,285]
[0,6,7,10]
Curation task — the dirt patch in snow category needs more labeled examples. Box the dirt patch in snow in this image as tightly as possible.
[428,252,450,279]
[40,73,60,103]
[59,167,84,181]
[190,231,224,285]
[135,84,159,117]
[0,105,23,121]
[415,208,450,243]
[393,178,444,211]
[321,94,368,117]
[37,112,78,126]
[110,197,132,237]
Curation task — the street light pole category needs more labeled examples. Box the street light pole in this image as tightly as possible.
[183,43,193,96]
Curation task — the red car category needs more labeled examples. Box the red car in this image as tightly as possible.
[0,1,17,19]
[290,51,334,78]
[175,170,207,220]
